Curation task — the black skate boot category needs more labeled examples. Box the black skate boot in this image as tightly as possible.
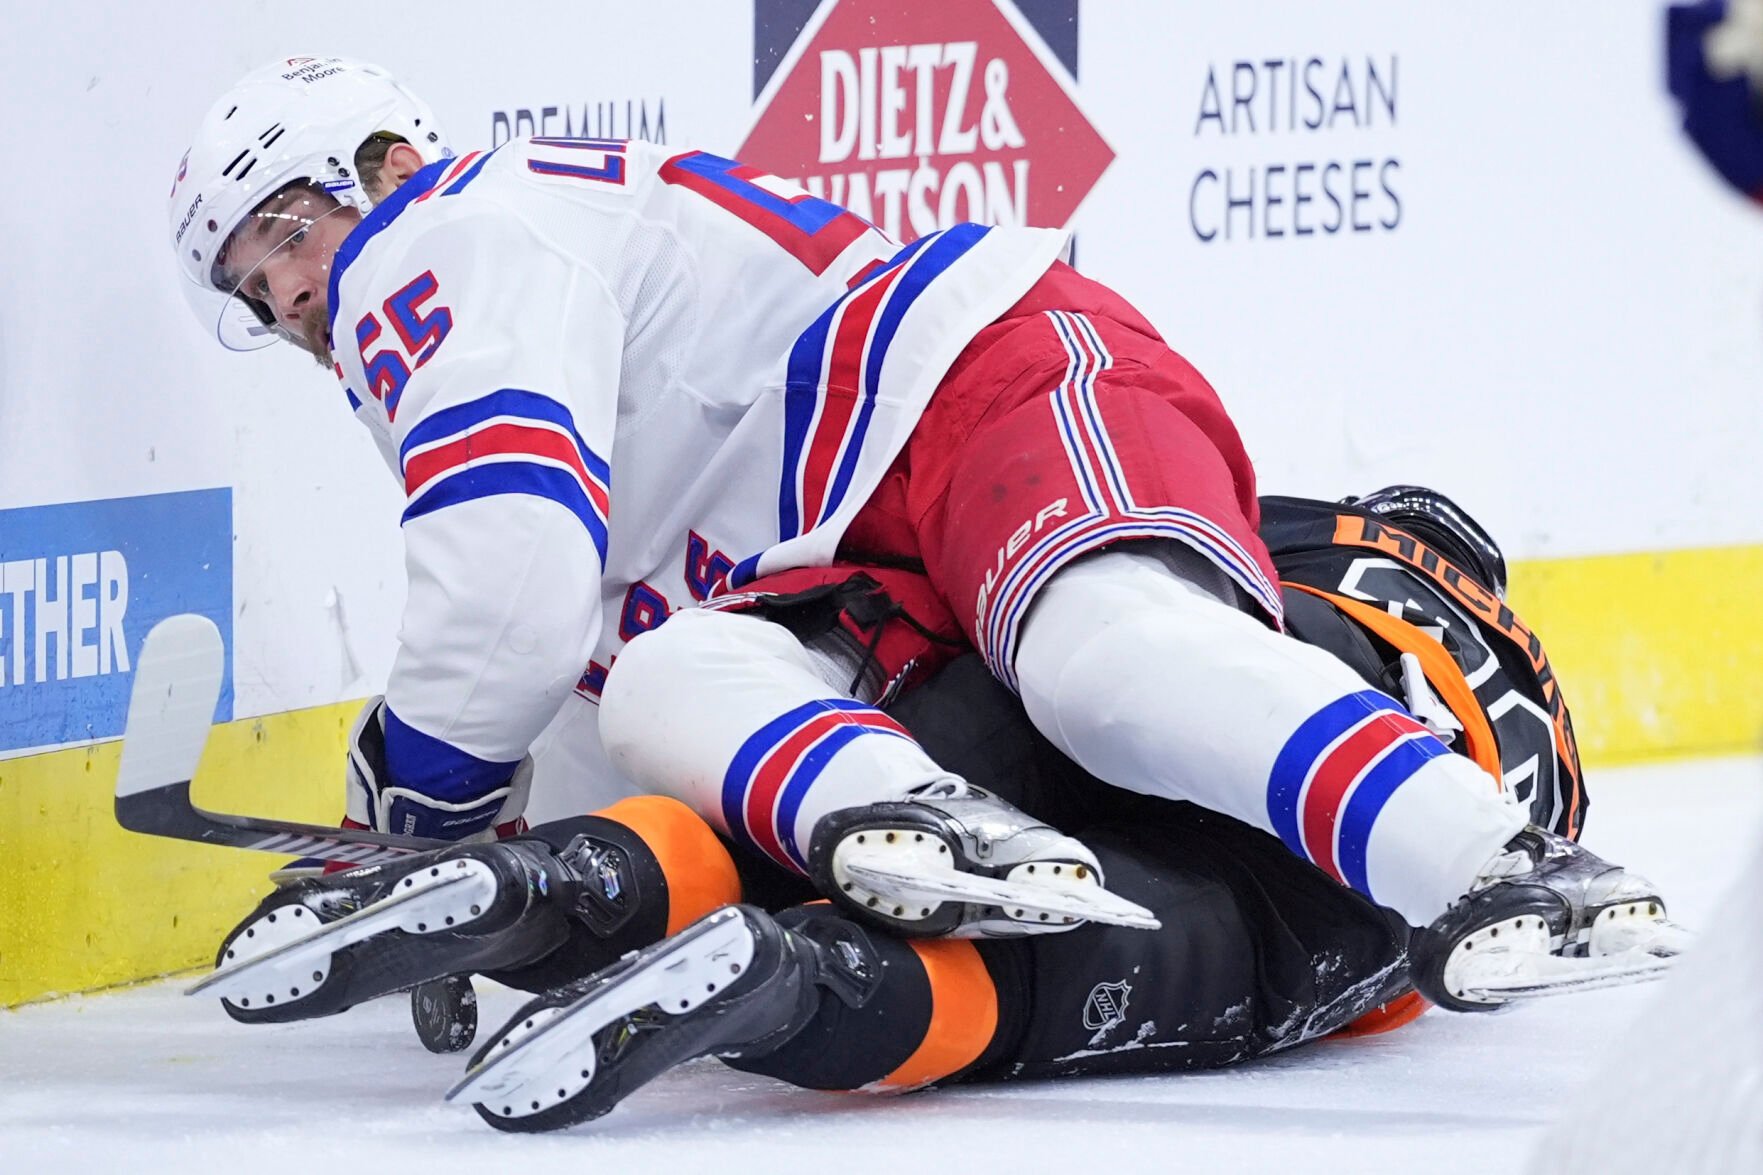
[807,780,1158,937]
[450,905,862,1133]
[195,835,624,1023]
[1410,827,1685,1011]
[1345,484,1509,598]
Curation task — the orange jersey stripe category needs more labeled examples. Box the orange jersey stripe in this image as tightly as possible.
[874,938,999,1091]
[592,796,742,934]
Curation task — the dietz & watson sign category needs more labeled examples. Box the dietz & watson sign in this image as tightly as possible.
[741,0,1113,243]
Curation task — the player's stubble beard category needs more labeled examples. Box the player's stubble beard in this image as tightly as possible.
[296,299,332,367]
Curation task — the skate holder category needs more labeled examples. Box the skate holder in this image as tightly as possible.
[451,907,757,1118]
[190,858,499,1006]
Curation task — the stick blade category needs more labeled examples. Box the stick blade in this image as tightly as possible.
[108,615,445,863]
[115,614,225,803]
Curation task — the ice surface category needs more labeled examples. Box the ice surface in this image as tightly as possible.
[4,757,1759,1175]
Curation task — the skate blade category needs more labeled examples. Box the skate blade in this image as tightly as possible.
[839,850,1161,930]
[1456,946,1679,1002]
[1453,917,1689,1005]
[189,858,498,1002]
[445,907,755,1112]
[1590,915,1692,957]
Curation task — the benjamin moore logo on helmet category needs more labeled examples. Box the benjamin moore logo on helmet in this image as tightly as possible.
[281,56,346,84]
[741,0,1112,244]
[169,150,189,198]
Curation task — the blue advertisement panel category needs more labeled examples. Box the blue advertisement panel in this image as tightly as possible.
[0,489,232,753]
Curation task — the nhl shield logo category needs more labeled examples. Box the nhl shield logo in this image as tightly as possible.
[1083,979,1131,1032]
[741,0,1114,244]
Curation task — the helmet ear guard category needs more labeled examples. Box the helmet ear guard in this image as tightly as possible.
[234,290,278,333]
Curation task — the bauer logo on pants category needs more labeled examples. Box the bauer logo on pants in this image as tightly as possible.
[0,488,232,754]
[742,0,1114,243]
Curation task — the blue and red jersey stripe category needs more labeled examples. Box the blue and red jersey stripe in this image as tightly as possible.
[659,151,871,276]
[766,224,988,563]
[412,151,483,204]
[1267,690,1450,898]
[720,698,914,873]
[398,388,611,562]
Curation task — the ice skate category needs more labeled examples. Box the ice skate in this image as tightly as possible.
[449,905,840,1133]
[190,837,616,1022]
[1410,826,1689,1011]
[807,780,1159,936]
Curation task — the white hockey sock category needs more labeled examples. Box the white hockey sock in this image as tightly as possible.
[599,607,956,875]
[1013,545,1527,925]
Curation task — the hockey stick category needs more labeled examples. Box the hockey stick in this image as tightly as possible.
[114,614,448,867]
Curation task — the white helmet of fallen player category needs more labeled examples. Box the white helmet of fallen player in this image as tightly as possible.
[167,55,452,351]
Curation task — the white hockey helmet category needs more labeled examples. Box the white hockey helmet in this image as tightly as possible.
[168,55,453,350]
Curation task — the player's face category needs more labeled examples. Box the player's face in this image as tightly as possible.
[215,184,361,362]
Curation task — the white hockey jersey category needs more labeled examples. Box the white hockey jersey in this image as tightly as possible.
[326,137,1065,811]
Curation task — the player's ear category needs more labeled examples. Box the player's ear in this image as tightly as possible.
[378,142,428,197]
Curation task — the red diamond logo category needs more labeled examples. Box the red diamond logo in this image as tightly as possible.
[738,0,1114,243]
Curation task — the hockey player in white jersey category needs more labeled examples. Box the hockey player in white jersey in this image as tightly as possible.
[167,57,1680,1012]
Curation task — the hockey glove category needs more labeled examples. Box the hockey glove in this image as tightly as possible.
[344,696,532,842]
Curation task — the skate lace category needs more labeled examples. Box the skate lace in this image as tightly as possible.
[1471,847,1537,890]
[905,778,984,802]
